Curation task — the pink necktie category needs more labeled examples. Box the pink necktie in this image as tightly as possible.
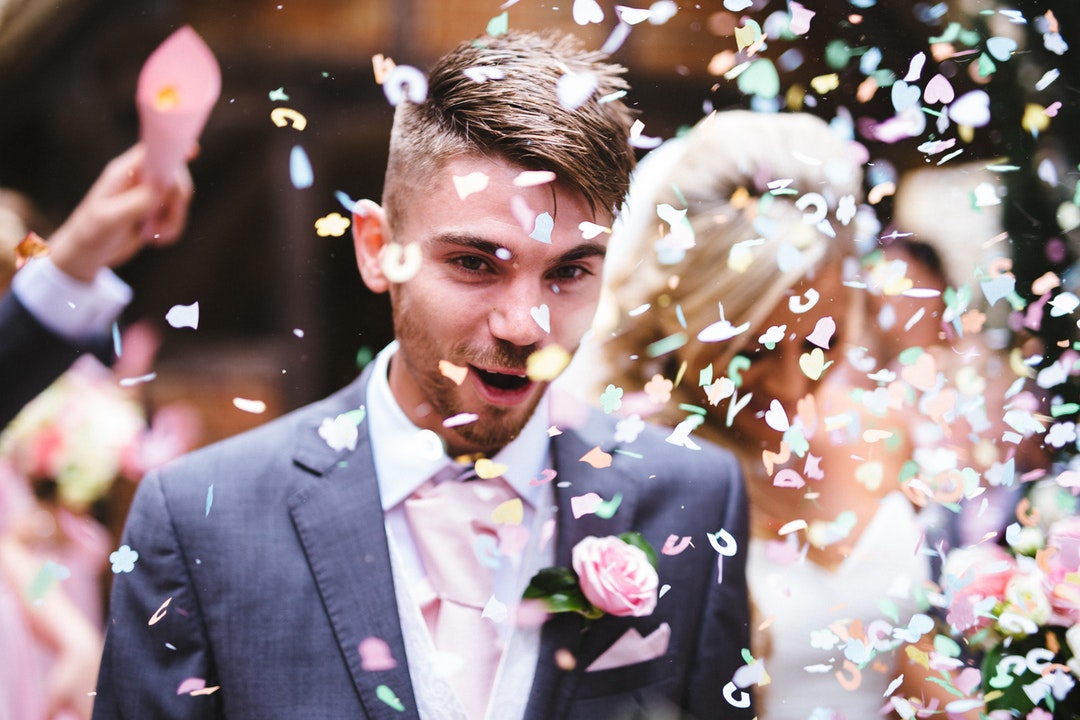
[404,466,516,720]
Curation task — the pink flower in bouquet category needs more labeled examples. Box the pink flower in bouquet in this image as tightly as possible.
[1043,517,1080,624]
[572,535,658,617]
[944,544,1017,633]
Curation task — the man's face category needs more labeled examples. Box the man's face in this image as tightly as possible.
[363,154,608,456]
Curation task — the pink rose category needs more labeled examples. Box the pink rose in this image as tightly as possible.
[572,535,658,617]
[1044,517,1080,624]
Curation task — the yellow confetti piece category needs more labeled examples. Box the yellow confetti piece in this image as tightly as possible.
[905,644,931,670]
[191,686,221,696]
[474,458,508,479]
[526,345,570,381]
[270,107,308,131]
[809,73,839,94]
[314,212,350,237]
[154,84,180,111]
[491,498,524,525]
[733,23,759,53]
[1022,103,1050,134]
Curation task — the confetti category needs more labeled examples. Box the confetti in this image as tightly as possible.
[443,413,479,428]
[529,212,553,244]
[268,87,289,101]
[205,485,213,517]
[526,345,571,381]
[580,446,613,469]
[269,107,307,130]
[599,384,623,414]
[486,11,508,36]
[110,544,139,574]
[375,684,406,712]
[380,242,422,283]
[359,637,398,671]
[176,677,206,695]
[166,302,199,330]
[572,0,604,25]
[289,145,314,189]
[314,212,350,237]
[571,492,604,518]
[556,71,598,110]
[382,65,427,106]
[438,360,468,385]
[529,304,550,333]
[232,397,267,414]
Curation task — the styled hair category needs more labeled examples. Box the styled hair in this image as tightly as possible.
[383,30,636,227]
[598,110,864,439]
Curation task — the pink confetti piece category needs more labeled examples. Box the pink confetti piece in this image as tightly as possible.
[358,637,398,671]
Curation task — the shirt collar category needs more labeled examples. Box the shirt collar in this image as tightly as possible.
[366,341,551,512]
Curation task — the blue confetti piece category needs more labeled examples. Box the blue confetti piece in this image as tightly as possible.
[335,190,357,214]
[529,212,553,244]
[112,321,122,357]
[290,145,314,189]
[206,485,214,517]
[269,86,289,101]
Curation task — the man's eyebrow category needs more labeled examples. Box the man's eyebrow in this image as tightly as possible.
[431,233,607,264]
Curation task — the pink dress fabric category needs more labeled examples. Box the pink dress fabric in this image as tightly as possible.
[0,461,109,720]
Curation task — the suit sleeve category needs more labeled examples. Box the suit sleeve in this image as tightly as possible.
[92,470,222,720]
[0,292,111,428]
[683,451,755,719]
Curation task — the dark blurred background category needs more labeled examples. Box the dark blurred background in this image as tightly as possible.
[0,0,1076,446]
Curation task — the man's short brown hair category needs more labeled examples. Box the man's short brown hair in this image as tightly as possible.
[383,30,636,227]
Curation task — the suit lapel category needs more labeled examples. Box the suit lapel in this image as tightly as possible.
[524,416,639,720]
[287,372,420,720]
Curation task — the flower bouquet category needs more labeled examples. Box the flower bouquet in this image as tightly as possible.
[942,482,1080,717]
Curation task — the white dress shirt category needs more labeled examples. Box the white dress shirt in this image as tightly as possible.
[12,257,131,341]
[365,342,556,720]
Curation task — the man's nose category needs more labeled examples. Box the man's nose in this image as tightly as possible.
[488,280,548,347]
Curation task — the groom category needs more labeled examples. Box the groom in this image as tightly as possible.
[92,30,753,719]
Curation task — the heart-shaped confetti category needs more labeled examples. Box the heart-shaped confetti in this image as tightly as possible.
[923,73,954,104]
[890,80,921,112]
[737,58,779,99]
[900,352,937,391]
[572,0,604,25]
[986,36,1017,62]
[798,348,829,380]
[556,71,597,110]
[765,399,790,432]
[530,304,550,333]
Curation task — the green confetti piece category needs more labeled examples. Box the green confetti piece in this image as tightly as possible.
[977,53,997,77]
[595,493,623,519]
[897,347,925,365]
[646,332,687,358]
[699,364,713,388]
[376,684,405,712]
[1052,403,1080,417]
[741,647,755,664]
[28,560,70,602]
[486,11,508,36]
[269,87,289,101]
[677,403,707,416]
[612,449,643,459]
[736,58,780,100]
[342,407,367,425]
[934,633,963,658]
[824,40,851,69]
[356,346,374,369]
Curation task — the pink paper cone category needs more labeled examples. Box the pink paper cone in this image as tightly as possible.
[137,26,221,185]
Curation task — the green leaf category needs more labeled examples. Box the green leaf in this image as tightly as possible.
[619,531,659,569]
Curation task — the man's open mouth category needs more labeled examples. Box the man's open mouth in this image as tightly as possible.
[473,367,530,391]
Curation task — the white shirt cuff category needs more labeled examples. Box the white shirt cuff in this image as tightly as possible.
[11,257,132,341]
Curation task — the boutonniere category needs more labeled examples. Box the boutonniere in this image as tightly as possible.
[524,533,659,620]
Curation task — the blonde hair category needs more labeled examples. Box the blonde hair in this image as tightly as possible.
[599,111,864,437]
[383,30,636,228]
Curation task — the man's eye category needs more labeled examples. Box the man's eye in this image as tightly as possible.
[454,256,488,272]
[551,265,587,281]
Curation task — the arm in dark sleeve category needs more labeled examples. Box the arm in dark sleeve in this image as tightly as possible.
[0,291,111,428]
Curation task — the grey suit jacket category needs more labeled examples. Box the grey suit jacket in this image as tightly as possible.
[92,366,753,719]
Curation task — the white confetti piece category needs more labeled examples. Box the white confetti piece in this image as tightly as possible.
[233,397,267,414]
[166,302,199,329]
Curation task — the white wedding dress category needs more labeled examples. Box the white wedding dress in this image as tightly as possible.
[747,492,930,719]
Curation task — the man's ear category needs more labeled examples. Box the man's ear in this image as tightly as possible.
[352,199,390,293]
